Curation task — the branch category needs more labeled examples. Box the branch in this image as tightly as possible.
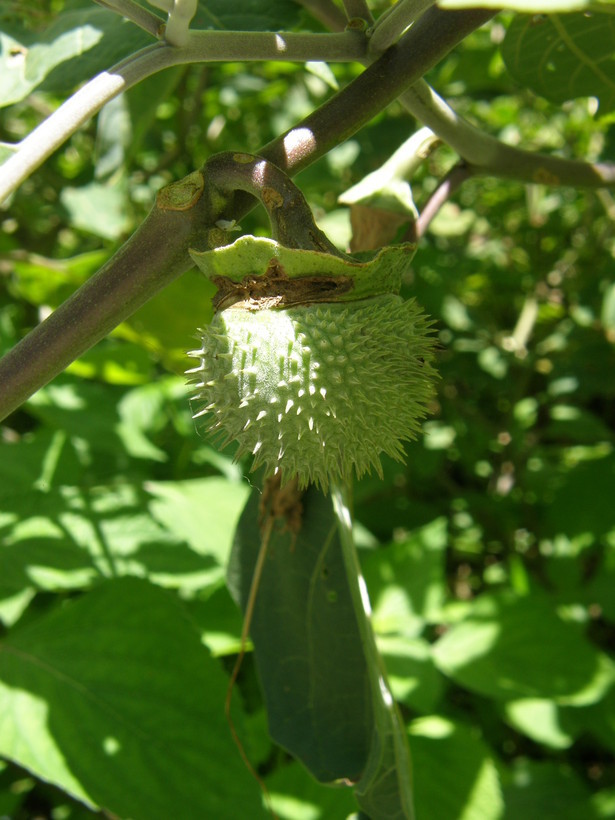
[0,7,494,422]
[324,3,615,191]
[414,162,472,239]
[148,0,198,46]
[368,0,435,54]
[92,0,164,37]
[0,30,368,206]
[401,80,615,189]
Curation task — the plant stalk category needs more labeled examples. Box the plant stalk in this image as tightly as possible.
[0,7,494,422]
[0,30,367,206]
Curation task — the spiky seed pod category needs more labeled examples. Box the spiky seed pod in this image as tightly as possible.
[189,294,437,491]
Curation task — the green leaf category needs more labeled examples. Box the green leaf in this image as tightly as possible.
[409,716,504,820]
[118,268,217,372]
[433,592,615,704]
[331,485,414,820]
[502,698,575,749]
[501,13,615,112]
[60,181,131,240]
[65,340,155,385]
[9,249,109,307]
[147,477,250,568]
[227,484,373,783]
[377,636,445,714]
[361,518,448,637]
[266,761,358,820]
[0,577,265,818]
[543,451,615,540]
[25,376,168,464]
[0,478,249,604]
[0,10,150,107]
[502,759,599,820]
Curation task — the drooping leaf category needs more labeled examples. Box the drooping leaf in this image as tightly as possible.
[227,483,373,783]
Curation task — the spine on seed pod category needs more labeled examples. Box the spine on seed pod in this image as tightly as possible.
[186,152,438,491]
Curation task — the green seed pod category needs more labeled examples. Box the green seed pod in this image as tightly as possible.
[187,153,437,490]
[189,293,436,490]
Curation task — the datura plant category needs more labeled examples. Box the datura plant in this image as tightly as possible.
[187,152,438,490]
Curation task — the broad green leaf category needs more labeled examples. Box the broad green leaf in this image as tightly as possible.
[503,698,575,748]
[60,181,131,240]
[361,518,448,637]
[543,451,615,539]
[65,341,155,385]
[502,759,599,819]
[25,376,169,464]
[0,577,265,818]
[9,249,109,306]
[266,761,358,820]
[501,13,615,112]
[331,487,414,820]
[0,478,248,604]
[230,478,414,817]
[0,10,150,108]
[433,592,615,704]
[227,483,373,783]
[409,716,504,820]
[146,476,250,567]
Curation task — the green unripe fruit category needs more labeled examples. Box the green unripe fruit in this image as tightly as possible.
[189,293,437,490]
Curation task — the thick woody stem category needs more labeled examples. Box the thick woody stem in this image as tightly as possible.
[0,7,493,422]
[202,153,344,255]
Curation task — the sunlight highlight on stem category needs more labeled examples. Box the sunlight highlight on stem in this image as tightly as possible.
[331,479,415,818]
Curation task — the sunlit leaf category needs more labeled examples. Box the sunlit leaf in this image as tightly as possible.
[433,592,615,704]
[0,578,265,818]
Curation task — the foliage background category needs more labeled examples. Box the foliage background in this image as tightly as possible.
[1,0,615,817]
